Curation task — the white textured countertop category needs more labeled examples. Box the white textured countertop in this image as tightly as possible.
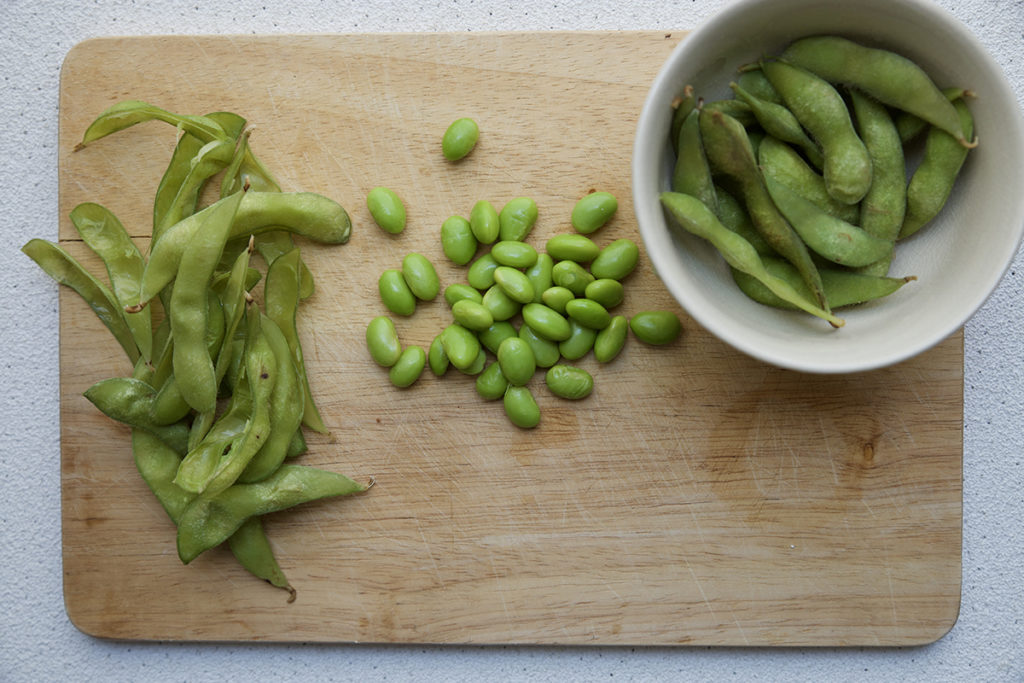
[2,0,1022,680]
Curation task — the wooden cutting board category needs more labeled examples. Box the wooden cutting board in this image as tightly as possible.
[57,32,963,646]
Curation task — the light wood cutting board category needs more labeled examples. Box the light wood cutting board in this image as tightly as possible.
[57,32,963,646]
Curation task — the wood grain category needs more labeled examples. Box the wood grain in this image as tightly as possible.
[57,32,962,646]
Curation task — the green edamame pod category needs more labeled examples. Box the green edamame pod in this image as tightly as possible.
[498,197,539,242]
[670,84,697,154]
[169,190,244,415]
[757,135,860,225]
[22,238,141,364]
[379,269,417,316]
[176,464,368,564]
[660,191,844,327]
[84,377,190,454]
[850,89,905,275]
[900,98,975,239]
[761,59,872,205]
[729,81,823,169]
[227,517,296,602]
[731,255,914,310]
[735,68,782,104]
[780,36,977,149]
[545,365,594,400]
[715,188,776,257]
[764,176,892,268]
[441,215,478,265]
[367,186,407,235]
[571,192,618,234]
[671,107,718,213]
[470,200,500,244]
[442,117,480,161]
[264,248,329,434]
[895,87,969,144]
[698,108,830,314]
[70,203,152,362]
[254,231,316,301]
[594,315,628,363]
[238,314,305,484]
[78,99,227,149]
[503,385,540,429]
[703,98,756,127]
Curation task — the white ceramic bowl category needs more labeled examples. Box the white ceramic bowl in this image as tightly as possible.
[633,0,1024,373]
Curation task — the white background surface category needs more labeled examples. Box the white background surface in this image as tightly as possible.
[2,0,1022,680]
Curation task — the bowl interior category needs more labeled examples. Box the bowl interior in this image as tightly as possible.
[633,0,1024,373]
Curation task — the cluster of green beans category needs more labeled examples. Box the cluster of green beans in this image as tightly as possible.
[24,100,370,601]
[366,181,682,429]
[662,36,976,327]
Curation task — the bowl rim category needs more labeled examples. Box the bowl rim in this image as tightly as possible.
[631,0,1024,374]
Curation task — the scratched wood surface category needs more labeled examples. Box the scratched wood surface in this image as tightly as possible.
[57,33,963,646]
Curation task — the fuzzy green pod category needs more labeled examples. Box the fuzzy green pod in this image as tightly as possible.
[503,385,540,429]
[442,117,480,161]
[378,269,416,316]
[441,215,478,265]
[571,191,618,234]
[367,186,406,234]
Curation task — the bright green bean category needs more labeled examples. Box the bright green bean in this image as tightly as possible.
[366,316,402,367]
[441,215,478,265]
[497,337,536,386]
[594,315,628,363]
[379,268,417,316]
[498,197,539,242]
[442,117,480,161]
[367,186,406,235]
[571,192,618,234]
[470,200,500,244]
[503,386,540,429]
[545,365,594,400]
[402,252,440,301]
[389,346,427,388]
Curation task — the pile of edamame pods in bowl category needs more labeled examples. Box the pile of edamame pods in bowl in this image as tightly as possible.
[24,101,370,601]
[660,34,976,329]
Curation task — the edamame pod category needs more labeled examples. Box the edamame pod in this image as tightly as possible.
[671,107,718,213]
[660,191,843,327]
